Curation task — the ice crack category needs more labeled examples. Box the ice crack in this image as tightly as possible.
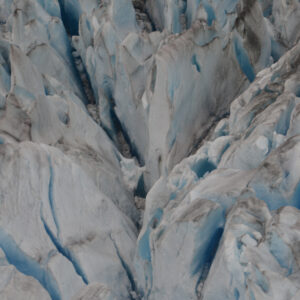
[109,234,140,300]
[0,229,61,300]
[40,156,89,286]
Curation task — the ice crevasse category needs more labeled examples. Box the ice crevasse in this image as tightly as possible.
[0,0,299,299]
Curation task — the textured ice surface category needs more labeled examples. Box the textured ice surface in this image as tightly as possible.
[0,0,299,299]
[135,40,300,299]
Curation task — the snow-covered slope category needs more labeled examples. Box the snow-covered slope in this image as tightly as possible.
[0,0,299,299]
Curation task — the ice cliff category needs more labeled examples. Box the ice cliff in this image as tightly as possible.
[0,0,299,299]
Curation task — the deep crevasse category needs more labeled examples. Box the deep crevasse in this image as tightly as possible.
[0,0,300,299]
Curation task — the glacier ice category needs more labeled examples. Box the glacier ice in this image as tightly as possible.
[0,0,299,299]
[134,39,300,299]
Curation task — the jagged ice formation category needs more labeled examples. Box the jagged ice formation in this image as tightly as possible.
[0,0,299,299]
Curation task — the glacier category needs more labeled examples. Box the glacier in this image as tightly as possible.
[0,0,299,299]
